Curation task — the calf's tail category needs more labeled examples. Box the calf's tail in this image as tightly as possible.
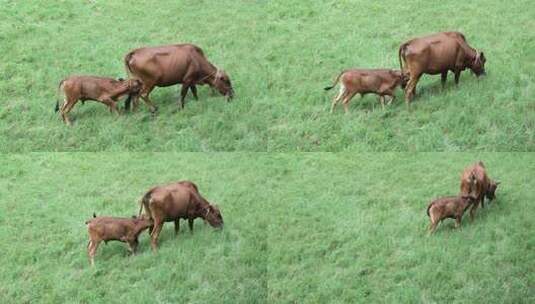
[426,202,433,217]
[55,80,65,113]
[324,71,344,91]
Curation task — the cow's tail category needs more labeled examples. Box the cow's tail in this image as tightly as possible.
[124,51,135,78]
[324,71,344,91]
[139,190,154,220]
[398,43,408,72]
[123,52,136,111]
[55,80,65,113]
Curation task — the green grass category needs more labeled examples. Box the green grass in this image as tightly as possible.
[1,153,533,303]
[1,1,534,151]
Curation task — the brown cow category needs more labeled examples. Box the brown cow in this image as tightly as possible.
[426,195,476,234]
[399,31,486,104]
[138,181,223,251]
[460,161,500,220]
[324,69,406,113]
[124,44,234,112]
[85,213,153,266]
[55,76,142,125]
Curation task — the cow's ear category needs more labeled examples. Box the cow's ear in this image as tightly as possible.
[480,52,486,62]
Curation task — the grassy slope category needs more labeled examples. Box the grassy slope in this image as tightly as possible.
[269,153,535,303]
[0,154,269,303]
[1,0,534,151]
[1,153,533,303]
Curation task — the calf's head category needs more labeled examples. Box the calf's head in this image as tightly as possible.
[486,180,500,200]
[202,204,224,228]
[126,79,143,94]
[212,70,234,100]
[470,51,486,77]
[391,70,409,89]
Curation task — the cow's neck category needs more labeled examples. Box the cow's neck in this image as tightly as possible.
[203,63,219,85]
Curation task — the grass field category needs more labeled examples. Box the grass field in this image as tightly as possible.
[1,1,534,151]
[1,153,533,303]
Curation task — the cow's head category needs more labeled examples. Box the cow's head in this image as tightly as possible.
[470,51,486,77]
[211,70,234,101]
[202,204,224,228]
[486,180,500,200]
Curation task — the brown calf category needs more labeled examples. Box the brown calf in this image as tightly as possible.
[325,69,406,113]
[460,161,500,220]
[427,195,476,234]
[85,213,152,266]
[55,76,142,125]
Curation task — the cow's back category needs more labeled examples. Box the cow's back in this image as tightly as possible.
[404,33,462,74]
[148,183,194,220]
[126,44,206,87]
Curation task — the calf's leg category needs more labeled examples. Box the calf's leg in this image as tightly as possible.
[61,98,78,125]
[188,218,194,233]
[330,85,346,113]
[379,95,385,110]
[174,220,180,236]
[342,92,357,114]
[88,239,100,266]
[441,71,448,88]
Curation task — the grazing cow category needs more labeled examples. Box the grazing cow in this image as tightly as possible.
[324,69,406,113]
[124,44,234,112]
[426,195,476,234]
[138,181,223,251]
[85,213,152,266]
[55,76,142,125]
[460,161,500,220]
[399,31,486,104]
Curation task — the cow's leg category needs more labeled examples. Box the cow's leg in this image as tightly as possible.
[190,85,199,100]
[454,70,461,85]
[330,84,346,113]
[179,84,189,109]
[342,92,357,114]
[405,73,421,106]
[139,84,157,113]
[188,218,194,233]
[441,71,448,88]
[428,218,438,235]
[174,220,180,236]
[150,221,164,252]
